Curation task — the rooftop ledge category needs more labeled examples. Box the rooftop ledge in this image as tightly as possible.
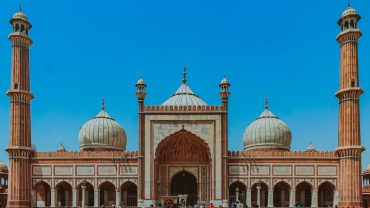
[34,150,138,158]
[228,150,337,158]
[143,105,225,113]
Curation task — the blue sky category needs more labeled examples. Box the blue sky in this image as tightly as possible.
[0,0,369,169]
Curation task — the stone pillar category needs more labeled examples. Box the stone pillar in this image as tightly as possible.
[50,188,56,208]
[256,184,261,207]
[289,189,295,207]
[31,190,36,207]
[246,189,251,207]
[334,189,339,206]
[311,189,318,208]
[116,188,121,207]
[72,188,77,208]
[236,187,240,202]
[94,188,100,207]
[81,186,86,208]
[267,189,273,207]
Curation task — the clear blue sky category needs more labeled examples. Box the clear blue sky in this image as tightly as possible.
[0,0,369,169]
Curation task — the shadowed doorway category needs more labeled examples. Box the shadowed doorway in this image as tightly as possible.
[171,170,197,205]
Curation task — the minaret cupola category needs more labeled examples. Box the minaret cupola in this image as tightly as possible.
[10,5,32,36]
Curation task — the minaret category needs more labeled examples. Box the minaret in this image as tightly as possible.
[335,3,365,208]
[6,7,34,208]
[219,76,231,207]
[135,76,147,206]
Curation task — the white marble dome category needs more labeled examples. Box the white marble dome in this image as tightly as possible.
[243,106,291,151]
[79,107,127,151]
[342,7,358,17]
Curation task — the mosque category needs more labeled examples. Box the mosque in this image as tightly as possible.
[2,3,369,208]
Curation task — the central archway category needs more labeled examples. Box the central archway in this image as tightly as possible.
[171,171,197,205]
[155,129,211,203]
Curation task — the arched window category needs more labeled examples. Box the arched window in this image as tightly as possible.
[350,20,355,29]
[344,21,349,30]
[20,24,25,33]
[15,24,19,32]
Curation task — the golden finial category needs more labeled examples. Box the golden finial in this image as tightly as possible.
[182,64,187,84]
[102,97,105,111]
[348,0,351,8]
[20,3,23,12]
[265,97,269,110]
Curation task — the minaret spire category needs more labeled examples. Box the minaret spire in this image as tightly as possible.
[20,3,22,12]
[348,0,351,8]
[265,97,269,110]
[182,65,187,84]
[102,97,105,111]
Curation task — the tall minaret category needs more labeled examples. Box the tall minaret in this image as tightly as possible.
[335,3,364,208]
[6,7,33,208]
[136,76,147,207]
[219,76,231,207]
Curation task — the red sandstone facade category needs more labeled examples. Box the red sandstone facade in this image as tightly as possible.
[4,3,367,208]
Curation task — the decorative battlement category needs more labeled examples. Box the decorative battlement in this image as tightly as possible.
[143,105,224,113]
[228,150,337,158]
[34,150,139,159]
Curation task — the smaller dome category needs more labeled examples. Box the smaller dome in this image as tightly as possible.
[13,10,28,22]
[57,144,66,152]
[342,7,358,17]
[79,104,127,151]
[0,161,8,173]
[136,77,146,85]
[306,143,316,152]
[220,76,229,85]
[243,100,291,151]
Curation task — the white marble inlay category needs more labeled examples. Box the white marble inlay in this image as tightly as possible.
[229,166,248,175]
[296,166,314,175]
[77,166,95,175]
[273,166,291,175]
[55,166,73,176]
[318,166,337,176]
[98,166,116,175]
[120,166,138,175]
[33,166,51,176]
[251,166,269,175]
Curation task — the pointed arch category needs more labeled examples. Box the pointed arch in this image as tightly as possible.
[121,181,138,206]
[295,181,313,207]
[251,182,268,207]
[273,181,290,207]
[155,129,211,163]
[34,181,51,207]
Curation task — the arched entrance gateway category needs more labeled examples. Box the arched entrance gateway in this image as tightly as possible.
[155,129,211,205]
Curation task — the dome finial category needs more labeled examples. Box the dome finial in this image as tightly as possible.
[182,64,187,84]
[348,0,351,8]
[102,97,105,111]
[20,3,23,12]
[265,97,269,110]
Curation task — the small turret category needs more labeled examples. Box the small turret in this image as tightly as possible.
[136,76,147,102]
[219,76,231,102]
